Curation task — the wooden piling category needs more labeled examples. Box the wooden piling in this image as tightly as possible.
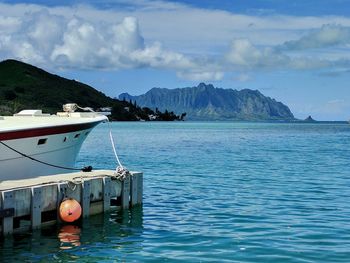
[31,187,42,229]
[137,172,143,205]
[121,176,130,209]
[103,177,111,212]
[1,191,14,235]
[81,180,91,218]
[130,172,143,206]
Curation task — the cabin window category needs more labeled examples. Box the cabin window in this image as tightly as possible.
[74,133,80,139]
[37,138,47,145]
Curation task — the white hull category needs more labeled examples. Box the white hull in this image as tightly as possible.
[0,110,107,181]
[0,128,93,180]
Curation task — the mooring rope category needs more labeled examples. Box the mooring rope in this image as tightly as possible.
[77,105,129,177]
[107,120,131,179]
[0,140,92,172]
[76,105,124,167]
[107,121,124,168]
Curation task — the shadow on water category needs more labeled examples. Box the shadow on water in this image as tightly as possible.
[0,206,144,262]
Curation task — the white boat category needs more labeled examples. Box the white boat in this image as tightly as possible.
[0,105,108,180]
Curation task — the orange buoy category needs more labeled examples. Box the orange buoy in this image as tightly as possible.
[59,198,82,223]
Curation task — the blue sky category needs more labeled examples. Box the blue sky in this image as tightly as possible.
[0,0,350,120]
[4,0,350,16]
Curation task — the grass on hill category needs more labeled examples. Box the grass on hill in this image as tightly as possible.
[0,59,183,121]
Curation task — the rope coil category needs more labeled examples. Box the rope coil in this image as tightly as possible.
[113,166,130,181]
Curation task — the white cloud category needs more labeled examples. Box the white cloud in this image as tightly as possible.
[0,8,199,75]
[0,9,65,64]
[26,10,64,54]
[1,1,350,79]
[225,39,289,68]
[110,16,145,52]
[281,24,350,50]
[0,15,21,33]
[130,42,195,69]
[51,18,110,68]
[288,56,331,70]
[224,37,346,70]
[0,3,220,80]
[3,2,350,52]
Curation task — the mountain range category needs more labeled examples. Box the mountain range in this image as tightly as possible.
[119,83,295,121]
[0,60,295,121]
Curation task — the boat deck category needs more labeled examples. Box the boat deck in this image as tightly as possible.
[0,112,107,133]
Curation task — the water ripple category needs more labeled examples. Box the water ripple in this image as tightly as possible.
[1,122,350,262]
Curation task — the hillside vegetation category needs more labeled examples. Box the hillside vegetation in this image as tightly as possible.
[0,59,181,121]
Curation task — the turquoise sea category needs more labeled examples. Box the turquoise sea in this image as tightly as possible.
[1,122,350,262]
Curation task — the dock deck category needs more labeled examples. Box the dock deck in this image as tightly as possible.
[0,170,143,235]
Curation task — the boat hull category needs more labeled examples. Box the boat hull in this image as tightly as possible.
[0,127,94,180]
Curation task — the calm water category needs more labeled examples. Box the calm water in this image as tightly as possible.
[1,122,350,262]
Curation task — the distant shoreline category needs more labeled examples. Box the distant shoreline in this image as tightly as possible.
[111,120,349,124]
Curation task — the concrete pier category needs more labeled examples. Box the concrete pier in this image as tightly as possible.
[0,170,143,236]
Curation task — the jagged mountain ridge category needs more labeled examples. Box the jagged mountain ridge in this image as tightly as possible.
[119,83,295,120]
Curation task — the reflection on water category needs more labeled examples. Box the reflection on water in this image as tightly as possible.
[0,206,144,262]
[59,225,81,249]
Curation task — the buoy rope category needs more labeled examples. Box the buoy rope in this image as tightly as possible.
[0,140,92,172]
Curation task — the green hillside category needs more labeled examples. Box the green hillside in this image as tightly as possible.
[0,59,181,121]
